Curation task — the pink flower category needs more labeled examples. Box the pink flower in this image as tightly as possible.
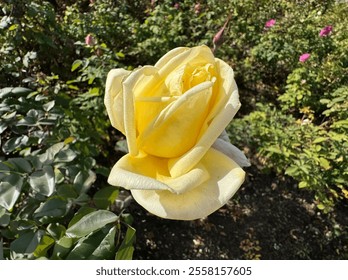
[174,3,180,9]
[299,53,310,62]
[85,34,95,46]
[265,19,276,28]
[194,3,201,14]
[319,25,333,37]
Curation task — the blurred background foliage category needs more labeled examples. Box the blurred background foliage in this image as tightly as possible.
[0,0,347,259]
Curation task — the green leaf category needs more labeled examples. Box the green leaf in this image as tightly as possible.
[66,225,114,260]
[10,230,44,256]
[47,223,66,240]
[28,165,55,196]
[43,100,55,112]
[33,197,69,221]
[33,235,55,258]
[0,87,31,99]
[73,170,96,194]
[17,109,40,126]
[2,135,29,154]
[66,210,118,238]
[7,158,32,173]
[116,52,125,58]
[89,226,117,260]
[93,186,119,209]
[51,236,74,259]
[265,146,282,154]
[115,225,136,260]
[115,139,128,153]
[0,174,23,210]
[317,203,326,210]
[8,24,19,31]
[332,120,348,129]
[67,207,96,228]
[0,208,11,227]
[313,137,328,144]
[38,142,65,164]
[54,148,77,163]
[319,157,331,170]
[71,60,82,72]
[298,181,308,188]
[0,162,10,180]
[285,165,299,176]
[0,237,3,260]
[57,184,78,199]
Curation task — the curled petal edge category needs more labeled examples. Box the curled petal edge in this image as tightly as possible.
[130,148,246,220]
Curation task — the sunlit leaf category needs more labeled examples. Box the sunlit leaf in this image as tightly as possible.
[0,208,11,227]
[38,142,65,164]
[10,230,44,256]
[73,170,96,194]
[93,186,119,209]
[90,226,117,259]
[66,210,118,238]
[71,60,82,72]
[2,135,29,154]
[319,157,331,170]
[67,207,96,228]
[66,225,114,260]
[0,174,23,210]
[33,235,55,258]
[115,225,136,260]
[28,165,55,196]
[51,236,73,259]
[43,100,55,112]
[47,223,66,240]
[33,197,70,221]
[54,148,77,163]
[285,165,299,176]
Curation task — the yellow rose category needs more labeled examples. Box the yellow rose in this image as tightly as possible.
[105,45,250,220]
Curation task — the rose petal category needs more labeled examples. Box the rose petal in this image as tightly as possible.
[212,138,251,167]
[130,148,245,220]
[137,81,214,158]
[122,66,158,156]
[155,47,189,69]
[107,152,210,194]
[168,59,240,177]
[159,45,215,79]
[104,68,130,134]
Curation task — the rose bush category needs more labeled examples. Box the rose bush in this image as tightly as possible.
[105,45,249,220]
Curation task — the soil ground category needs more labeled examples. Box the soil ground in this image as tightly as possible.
[129,165,348,260]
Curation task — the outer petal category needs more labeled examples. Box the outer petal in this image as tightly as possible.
[155,47,190,69]
[212,138,251,167]
[158,45,215,78]
[107,153,210,195]
[122,66,158,156]
[130,148,246,220]
[168,61,240,177]
[104,68,130,134]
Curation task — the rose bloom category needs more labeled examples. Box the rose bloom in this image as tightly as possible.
[85,34,95,46]
[194,3,201,14]
[299,53,310,62]
[105,45,250,220]
[265,19,276,28]
[319,25,333,37]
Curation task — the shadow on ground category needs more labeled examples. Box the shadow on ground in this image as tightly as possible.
[129,166,348,260]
